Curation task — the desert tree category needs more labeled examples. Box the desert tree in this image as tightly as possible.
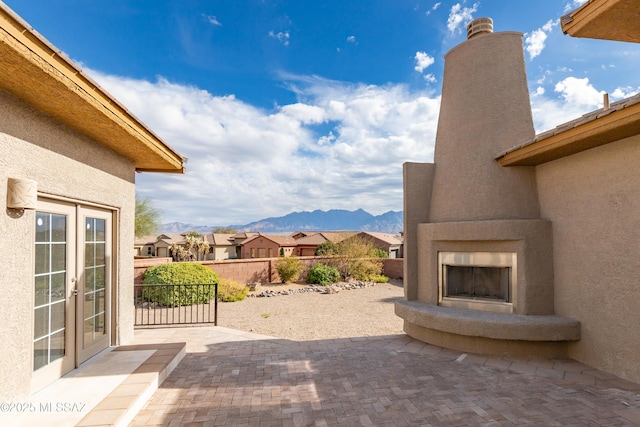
[135,196,161,238]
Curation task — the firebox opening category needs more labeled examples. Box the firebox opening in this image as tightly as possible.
[438,251,517,314]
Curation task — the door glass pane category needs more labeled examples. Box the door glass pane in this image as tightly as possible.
[35,213,50,242]
[34,245,50,275]
[34,276,48,307]
[50,273,66,303]
[84,217,106,344]
[50,301,65,332]
[50,330,65,363]
[51,243,66,272]
[33,338,47,371]
[34,212,67,371]
[34,306,49,340]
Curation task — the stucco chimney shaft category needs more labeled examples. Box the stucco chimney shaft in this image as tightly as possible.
[428,24,540,222]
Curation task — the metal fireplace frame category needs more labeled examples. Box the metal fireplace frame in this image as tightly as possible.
[438,251,517,314]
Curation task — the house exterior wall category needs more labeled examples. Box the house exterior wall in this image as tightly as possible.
[0,90,136,399]
[135,244,155,256]
[535,134,640,383]
[242,237,279,258]
[241,237,294,259]
[207,246,237,260]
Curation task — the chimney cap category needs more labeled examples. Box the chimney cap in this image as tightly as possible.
[467,17,493,39]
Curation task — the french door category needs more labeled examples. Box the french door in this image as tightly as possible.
[32,199,112,391]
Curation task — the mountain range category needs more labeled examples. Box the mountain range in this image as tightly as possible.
[161,209,403,235]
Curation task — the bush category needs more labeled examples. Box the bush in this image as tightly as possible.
[142,263,219,306]
[218,279,249,302]
[275,256,303,283]
[368,274,389,283]
[315,240,338,256]
[371,248,388,258]
[306,263,340,285]
[329,236,384,280]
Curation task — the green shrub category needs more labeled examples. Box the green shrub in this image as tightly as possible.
[275,256,303,283]
[368,274,389,283]
[142,262,219,306]
[218,279,249,302]
[315,240,338,256]
[371,248,388,258]
[323,235,384,280]
[306,263,340,285]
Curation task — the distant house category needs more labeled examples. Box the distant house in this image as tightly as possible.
[207,233,242,260]
[353,232,404,258]
[293,233,329,256]
[292,231,357,256]
[153,233,185,258]
[241,234,298,258]
[134,235,158,257]
[290,231,311,240]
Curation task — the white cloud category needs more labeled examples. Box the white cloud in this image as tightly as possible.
[524,20,558,60]
[424,74,437,83]
[347,35,357,43]
[447,3,478,34]
[88,69,439,225]
[202,14,222,26]
[564,0,589,12]
[414,51,435,73]
[611,86,640,100]
[530,76,604,132]
[269,30,290,46]
[554,76,603,107]
[426,2,442,16]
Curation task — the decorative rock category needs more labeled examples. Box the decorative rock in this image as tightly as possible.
[248,281,378,298]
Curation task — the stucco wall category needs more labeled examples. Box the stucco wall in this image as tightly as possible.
[428,32,539,223]
[208,246,237,261]
[536,134,640,383]
[0,90,136,399]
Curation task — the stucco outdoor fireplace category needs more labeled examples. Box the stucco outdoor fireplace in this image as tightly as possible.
[396,18,581,357]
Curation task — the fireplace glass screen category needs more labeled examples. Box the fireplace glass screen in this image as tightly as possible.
[438,251,516,313]
[445,265,510,302]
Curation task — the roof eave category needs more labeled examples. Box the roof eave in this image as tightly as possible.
[0,2,185,173]
[561,0,640,44]
[497,99,640,166]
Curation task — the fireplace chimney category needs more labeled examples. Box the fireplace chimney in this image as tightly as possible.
[428,19,540,222]
[467,17,493,39]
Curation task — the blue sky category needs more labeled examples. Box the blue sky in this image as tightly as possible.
[5,0,640,226]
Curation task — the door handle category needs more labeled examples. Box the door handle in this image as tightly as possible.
[71,277,78,296]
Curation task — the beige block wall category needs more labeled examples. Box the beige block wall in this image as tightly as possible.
[536,134,640,384]
[0,90,136,399]
[134,257,404,286]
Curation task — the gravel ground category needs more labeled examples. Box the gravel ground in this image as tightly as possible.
[216,280,405,341]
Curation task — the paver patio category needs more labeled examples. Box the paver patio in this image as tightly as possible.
[127,326,640,426]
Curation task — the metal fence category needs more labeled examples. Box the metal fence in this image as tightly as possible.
[134,283,218,327]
